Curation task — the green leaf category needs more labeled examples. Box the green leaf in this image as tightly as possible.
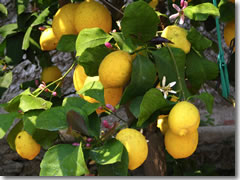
[188,92,214,114]
[137,88,169,127]
[186,50,219,91]
[90,139,123,165]
[152,47,191,99]
[219,1,235,22]
[0,3,8,16]
[184,3,220,21]
[0,71,12,88]
[120,55,156,104]
[23,110,43,135]
[87,112,100,138]
[0,24,17,38]
[129,96,143,118]
[17,0,29,14]
[56,35,77,52]
[62,96,100,115]
[76,28,112,57]
[187,27,212,51]
[0,39,6,57]
[77,45,112,76]
[19,95,52,112]
[0,111,18,139]
[97,146,129,176]
[40,143,89,176]
[112,32,137,53]
[121,1,160,43]
[7,120,23,150]
[22,7,50,50]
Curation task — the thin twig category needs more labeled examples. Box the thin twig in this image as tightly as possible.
[99,0,124,15]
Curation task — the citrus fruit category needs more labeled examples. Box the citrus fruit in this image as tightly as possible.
[39,27,59,51]
[15,131,41,160]
[149,0,158,9]
[99,50,132,88]
[41,66,62,84]
[168,101,200,136]
[74,0,112,33]
[161,25,191,54]
[224,20,235,50]
[164,129,198,159]
[104,87,123,107]
[52,3,79,40]
[157,115,169,135]
[116,128,148,170]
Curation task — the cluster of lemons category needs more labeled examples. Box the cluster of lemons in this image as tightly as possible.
[157,101,200,159]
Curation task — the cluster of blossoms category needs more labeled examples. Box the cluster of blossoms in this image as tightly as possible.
[37,80,57,96]
[169,0,188,25]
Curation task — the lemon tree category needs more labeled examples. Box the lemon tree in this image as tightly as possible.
[0,0,234,176]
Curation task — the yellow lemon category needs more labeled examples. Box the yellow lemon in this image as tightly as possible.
[41,66,62,84]
[104,87,123,107]
[164,129,198,159]
[224,20,235,51]
[168,101,200,136]
[99,50,132,88]
[116,128,148,170]
[149,0,158,9]
[157,115,169,135]
[39,27,59,51]
[74,0,112,33]
[15,131,41,160]
[52,3,79,40]
[161,25,191,54]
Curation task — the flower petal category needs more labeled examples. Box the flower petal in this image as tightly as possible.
[179,14,185,24]
[183,1,188,9]
[169,13,179,20]
[164,92,168,99]
[162,76,166,87]
[172,4,181,12]
[169,81,176,87]
[169,90,177,94]
[180,0,184,8]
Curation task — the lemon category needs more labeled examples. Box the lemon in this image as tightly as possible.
[161,25,191,54]
[224,20,235,51]
[168,101,200,136]
[52,3,79,40]
[74,0,112,33]
[99,50,132,88]
[149,0,158,9]
[104,87,123,107]
[157,115,169,135]
[39,28,59,51]
[15,131,41,160]
[116,128,148,170]
[164,129,198,159]
[41,66,62,84]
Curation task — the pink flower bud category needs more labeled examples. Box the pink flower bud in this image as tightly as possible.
[105,42,112,49]
[102,120,110,129]
[86,138,92,143]
[38,84,45,90]
[180,0,184,7]
[98,106,104,110]
[52,91,57,96]
[72,143,80,146]
[105,104,115,111]
[35,79,39,86]
[86,143,91,147]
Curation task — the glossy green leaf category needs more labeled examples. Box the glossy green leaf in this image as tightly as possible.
[76,28,112,57]
[121,1,159,43]
[97,146,129,176]
[90,139,123,165]
[120,55,156,104]
[112,32,137,53]
[184,3,220,21]
[19,95,52,112]
[187,27,212,51]
[0,111,18,139]
[0,71,12,89]
[77,45,112,76]
[56,35,77,52]
[0,24,17,38]
[17,0,29,14]
[0,3,7,16]
[152,47,191,99]
[137,88,169,127]
[7,120,23,150]
[40,143,89,176]
[219,1,235,22]
[23,110,42,135]
[129,96,143,118]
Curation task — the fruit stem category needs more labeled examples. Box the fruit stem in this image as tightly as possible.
[100,0,124,15]
[166,44,186,100]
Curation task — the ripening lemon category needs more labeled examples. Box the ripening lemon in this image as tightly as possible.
[224,20,235,51]
[149,0,158,9]
[116,128,148,170]
[157,115,169,135]
[74,0,112,33]
[39,28,59,51]
[15,131,41,160]
[168,101,200,136]
[104,87,123,107]
[161,25,191,54]
[99,50,132,88]
[52,3,79,40]
[41,66,62,84]
[164,129,198,159]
